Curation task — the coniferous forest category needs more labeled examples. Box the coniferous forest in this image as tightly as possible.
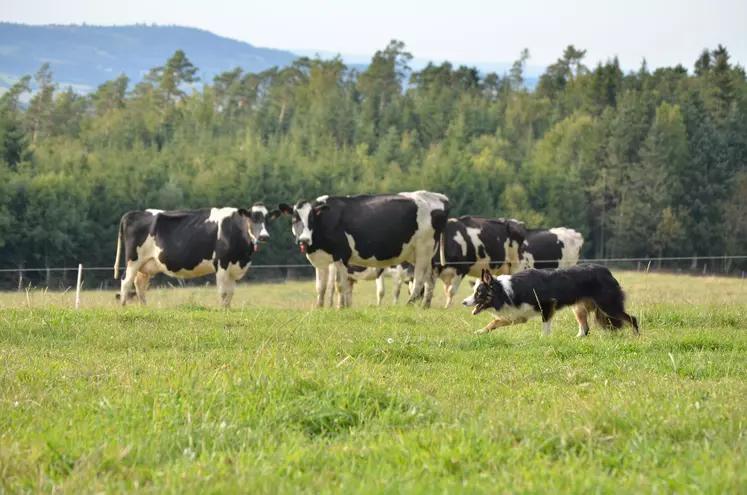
[1,41,746,288]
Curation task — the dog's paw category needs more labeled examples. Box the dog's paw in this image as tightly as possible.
[474,327,488,335]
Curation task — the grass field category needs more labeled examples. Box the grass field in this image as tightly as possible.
[1,271,746,493]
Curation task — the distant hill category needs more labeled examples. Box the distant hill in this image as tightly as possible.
[0,23,539,95]
[0,23,299,93]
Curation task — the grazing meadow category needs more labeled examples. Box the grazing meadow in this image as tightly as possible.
[1,270,745,493]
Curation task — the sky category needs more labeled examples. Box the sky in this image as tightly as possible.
[1,0,745,71]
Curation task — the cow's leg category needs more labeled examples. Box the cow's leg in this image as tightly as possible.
[333,260,347,308]
[422,267,437,309]
[216,267,236,308]
[325,264,336,308]
[392,268,404,304]
[315,266,330,308]
[440,270,454,308]
[134,272,151,305]
[375,273,385,306]
[406,260,429,305]
[445,274,464,308]
[346,279,355,308]
[119,262,140,307]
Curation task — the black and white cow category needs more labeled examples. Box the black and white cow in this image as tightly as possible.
[327,262,411,307]
[410,216,527,307]
[516,225,585,270]
[113,204,281,308]
[278,191,450,308]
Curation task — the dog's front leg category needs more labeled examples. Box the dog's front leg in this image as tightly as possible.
[475,317,506,334]
[475,317,527,335]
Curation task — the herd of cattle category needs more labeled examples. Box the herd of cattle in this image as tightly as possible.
[113,190,584,309]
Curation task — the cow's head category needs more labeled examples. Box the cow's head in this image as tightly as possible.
[500,217,527,245]
[240,202,281,244]
[285,199,329,250]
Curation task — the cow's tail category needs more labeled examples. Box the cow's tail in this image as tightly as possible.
[439,230,446,267]
[114,214,125,279]
[436,198,451,267]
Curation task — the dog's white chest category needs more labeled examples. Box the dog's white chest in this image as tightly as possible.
[492,302,539,322]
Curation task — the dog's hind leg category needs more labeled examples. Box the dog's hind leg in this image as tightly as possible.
[573,299,594,337]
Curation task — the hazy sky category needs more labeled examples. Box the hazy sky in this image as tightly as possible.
[2,0,745,70]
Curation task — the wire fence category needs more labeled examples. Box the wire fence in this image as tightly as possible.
[3,255,747,273]
[1,255,746,293]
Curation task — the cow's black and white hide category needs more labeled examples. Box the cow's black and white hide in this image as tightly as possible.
[113,204,281,308]
[327,262,411,307]
[516,225,585,270]
[409,216,526,307]
[278,191,450,308]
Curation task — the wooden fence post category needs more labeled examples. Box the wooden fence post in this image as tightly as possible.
[75,264,83,310]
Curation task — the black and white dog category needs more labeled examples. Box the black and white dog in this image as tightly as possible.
[462,264,639,337]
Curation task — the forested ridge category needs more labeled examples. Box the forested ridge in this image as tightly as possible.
[0,40,746,288]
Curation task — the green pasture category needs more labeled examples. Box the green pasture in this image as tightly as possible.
[0,271,745,493]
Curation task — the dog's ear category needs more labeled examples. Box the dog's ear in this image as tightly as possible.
[481,268,492,285]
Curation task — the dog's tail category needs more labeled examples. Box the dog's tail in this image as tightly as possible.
[594,307,624,329]
[592,288,639,333]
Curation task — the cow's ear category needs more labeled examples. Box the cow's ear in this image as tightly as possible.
[277,203,293,216]
[313,204,330,216]
[268,209,281,220]
[481,268,493,285]
[237,208,251,217]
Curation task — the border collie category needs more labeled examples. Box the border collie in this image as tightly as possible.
[462,264,639,337]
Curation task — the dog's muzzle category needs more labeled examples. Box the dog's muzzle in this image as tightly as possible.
[470,303,487,316]
[463,296,487,316]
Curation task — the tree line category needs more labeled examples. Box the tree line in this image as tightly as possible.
[1,41,746,289]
